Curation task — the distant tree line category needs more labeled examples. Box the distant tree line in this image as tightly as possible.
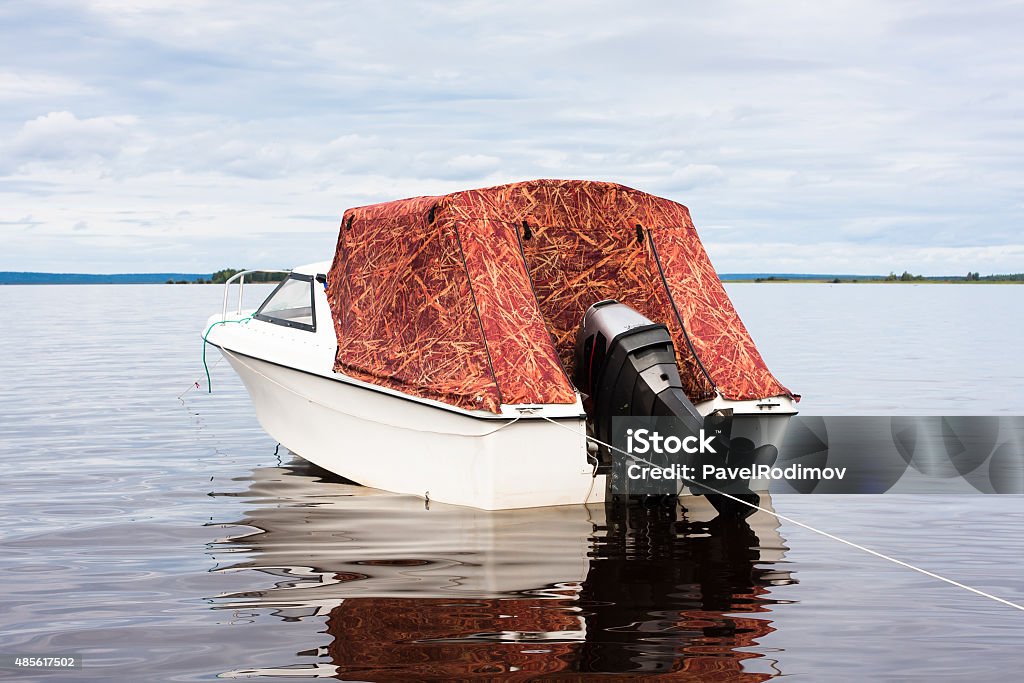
[955,271,1024,282]
[880,271,1024,283]
[166,269,289,284]
[210,268,288,283]
[884,271,925,281]
[973,272,1024,282]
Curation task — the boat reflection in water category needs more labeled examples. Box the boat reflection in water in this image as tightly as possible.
[209,457,796,681]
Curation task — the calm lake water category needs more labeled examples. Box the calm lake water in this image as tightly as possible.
[1,283,1022,681]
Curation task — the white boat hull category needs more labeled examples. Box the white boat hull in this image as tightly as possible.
[220,349,604,510]
[221,345,794,506]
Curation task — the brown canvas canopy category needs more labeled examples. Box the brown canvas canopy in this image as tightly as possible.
[325,179,794,413]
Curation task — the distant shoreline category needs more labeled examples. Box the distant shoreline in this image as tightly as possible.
[1,271,1021,285]
[719,270,1023,284]
[0,269,285,285]
[0,272,209,285]
[718,277,1024,284]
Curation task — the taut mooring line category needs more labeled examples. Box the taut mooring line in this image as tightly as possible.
[539,415,1024,613]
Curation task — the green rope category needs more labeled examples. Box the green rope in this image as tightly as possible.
[202,316,252,393]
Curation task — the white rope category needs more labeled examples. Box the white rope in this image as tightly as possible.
[539,414,1024,613]
[178,355,224,400]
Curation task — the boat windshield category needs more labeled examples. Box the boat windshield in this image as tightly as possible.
[254,274,315,331]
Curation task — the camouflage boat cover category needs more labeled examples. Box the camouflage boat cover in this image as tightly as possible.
[326,179,794,413]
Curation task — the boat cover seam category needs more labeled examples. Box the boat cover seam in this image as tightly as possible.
[452,220,504,406]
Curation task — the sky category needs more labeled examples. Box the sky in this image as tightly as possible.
[1,0,1022,275]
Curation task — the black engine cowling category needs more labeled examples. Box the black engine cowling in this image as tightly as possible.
[573,300,706,451]
[573,301,763,515]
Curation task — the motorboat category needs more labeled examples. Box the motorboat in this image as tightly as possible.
[203,179,798,509]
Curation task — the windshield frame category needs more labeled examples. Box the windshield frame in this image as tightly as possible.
[253,273,316,332]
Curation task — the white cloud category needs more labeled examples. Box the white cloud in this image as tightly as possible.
[668,164,726,191]
[0,71,95,100]
[705,242,1024,276]
[437,154,501,179]
[7,111,138,166]
[0,1,1021,273]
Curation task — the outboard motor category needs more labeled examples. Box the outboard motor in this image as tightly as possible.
[573,299,717,451]
[574,300,750,513]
